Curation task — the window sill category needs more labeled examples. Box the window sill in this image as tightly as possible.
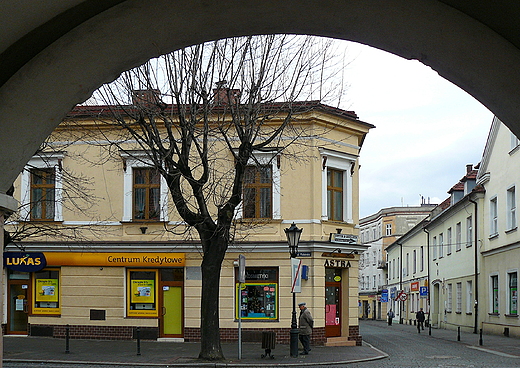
[488,313,500,316]
[446,311,452,314]
[455,311,462,314]
[488,233,499,240]
[505,227,517,234]
[505,314,519,318]
[466,312,473,315]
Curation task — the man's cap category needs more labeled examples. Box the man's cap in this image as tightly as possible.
[298,302,306,306]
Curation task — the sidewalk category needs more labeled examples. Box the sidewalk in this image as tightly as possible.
[3,334,387,367]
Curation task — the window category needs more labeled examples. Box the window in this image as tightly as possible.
[456,222,462,251]
[373,275,376,288]
[386,223,392,236]
[490,197,498,236]
[243,165,272,219]
[133,168,161,221]
[439,233,444,258]
[33,269,60,315]
[466,216,473,247]
[320,148,355,223]
[122,152,168,222]
[447,228,452,255]
[413,249,417,274]
[20,153,64,222]
[447,283,453,312]
[406,253,409,276]
[466,280,473,314]
[507,186,516,230]
[236,267,278,320]
[30,169,56,221]
[491,275,499,314]
[420,246,424,272]
[128,269,158,317]
[508,272,518,315]
[327,168,344,221]
[456,282,462,313]
[432,236,437,260]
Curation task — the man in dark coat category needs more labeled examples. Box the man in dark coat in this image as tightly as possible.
[416,307,425,333]
[298,302,313,354]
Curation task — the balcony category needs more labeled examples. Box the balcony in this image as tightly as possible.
[377,260,387,269]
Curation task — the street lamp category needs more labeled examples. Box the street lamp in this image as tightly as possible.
[285,222,302,358]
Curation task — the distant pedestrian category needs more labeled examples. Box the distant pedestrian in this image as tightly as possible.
[387,309,395,325]
[298,302,313,355]
[416,308,425,333]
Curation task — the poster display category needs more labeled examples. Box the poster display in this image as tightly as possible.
[35,279,58,303]
[130,280,155,304]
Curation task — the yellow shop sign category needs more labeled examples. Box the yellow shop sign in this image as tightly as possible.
[44,252,185,267]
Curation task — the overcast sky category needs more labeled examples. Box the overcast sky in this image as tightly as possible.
[341,42,494,218]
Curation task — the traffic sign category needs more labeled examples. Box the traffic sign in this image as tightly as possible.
[397,290,408,301]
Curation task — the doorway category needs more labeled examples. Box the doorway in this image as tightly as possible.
[7,271,31,335]
[159,268,184,338]
[325,268,342,337]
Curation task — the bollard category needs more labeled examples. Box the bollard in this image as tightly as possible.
[136,327,141,356]
[65,324,70,354]
[479,328,483,346]
[457,326,460,341]
[429,324,432,336]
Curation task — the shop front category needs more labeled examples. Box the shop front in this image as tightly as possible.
[3,251,185,339]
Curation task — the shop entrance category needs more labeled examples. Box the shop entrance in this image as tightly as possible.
[7,271,31,335]
[159,268,184,338]
[325,268,342,337]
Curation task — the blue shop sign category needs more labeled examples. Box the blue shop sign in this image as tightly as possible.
[381,289,389,302]
[3,252,47,272]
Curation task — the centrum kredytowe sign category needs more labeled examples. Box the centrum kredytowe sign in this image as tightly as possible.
[3,252,185,270]
[4,252,47,272]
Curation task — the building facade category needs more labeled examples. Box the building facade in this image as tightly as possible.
[359,205,435,321]
[3,101,373,346]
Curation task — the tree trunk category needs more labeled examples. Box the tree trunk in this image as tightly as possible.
[198,235,227,360]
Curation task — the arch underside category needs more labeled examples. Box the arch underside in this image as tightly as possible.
[1,0,520,196]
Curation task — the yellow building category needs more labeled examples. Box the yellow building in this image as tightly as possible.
[4,101,373,346]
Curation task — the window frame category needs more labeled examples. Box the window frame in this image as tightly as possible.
[456,222,462,252]
[133,167,161,221]
[235,267,279,321]
[320,148,356,223]
[235,151,281,220]
[507,271,518,315]
[490,274,499,314]
[466,215,473,247]
[327,168,344,221]
[490,196,498,237]
[242,164,273,219]
[456,282,462,313]
[466,280,473,314]
[20,154,64,222]
[446,227,452,255]
[507,186,517,231]
[447,283,453,312]
[121,152,169,223]
[385,223,392,236]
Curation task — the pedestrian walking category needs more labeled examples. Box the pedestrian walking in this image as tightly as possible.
[416,307,425,333]
[298,302,313,355]
[387,308,395,326]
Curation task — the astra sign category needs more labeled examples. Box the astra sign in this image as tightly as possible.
[4,252,47,272]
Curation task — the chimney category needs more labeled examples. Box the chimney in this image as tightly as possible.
[466,164,473,174]
[213,81,241,105]
[132,89,163,108]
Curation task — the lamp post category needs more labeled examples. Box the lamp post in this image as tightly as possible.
[285,222,302,358]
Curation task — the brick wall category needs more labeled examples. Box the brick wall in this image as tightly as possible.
[185,327,326,345]
[30,324,158,340]
[348,325,362,346]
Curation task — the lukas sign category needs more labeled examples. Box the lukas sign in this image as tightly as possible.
[4,252,47,272]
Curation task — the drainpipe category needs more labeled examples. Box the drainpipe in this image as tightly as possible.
[423,227,430,330]
[399,243,403,324]
[469,197,479,334]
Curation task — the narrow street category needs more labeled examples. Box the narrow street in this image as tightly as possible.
[350,320,520,368]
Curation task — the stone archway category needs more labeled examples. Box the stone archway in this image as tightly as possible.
[2,0,520,198]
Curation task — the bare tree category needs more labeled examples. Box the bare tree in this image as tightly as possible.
[86,35,347,360]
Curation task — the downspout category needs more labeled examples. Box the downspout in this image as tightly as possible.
[399,242,403,324]
[423,227,430,330]
[469,197,479,334]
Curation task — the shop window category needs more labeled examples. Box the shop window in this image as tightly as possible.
[491,274,499,314]
[128,269,158,317]
[235,267,278,320]
[33,269,60,315]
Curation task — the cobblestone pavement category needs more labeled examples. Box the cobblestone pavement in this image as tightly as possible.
[348,320,520,368]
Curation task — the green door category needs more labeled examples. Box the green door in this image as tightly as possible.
[161,285,183,336]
